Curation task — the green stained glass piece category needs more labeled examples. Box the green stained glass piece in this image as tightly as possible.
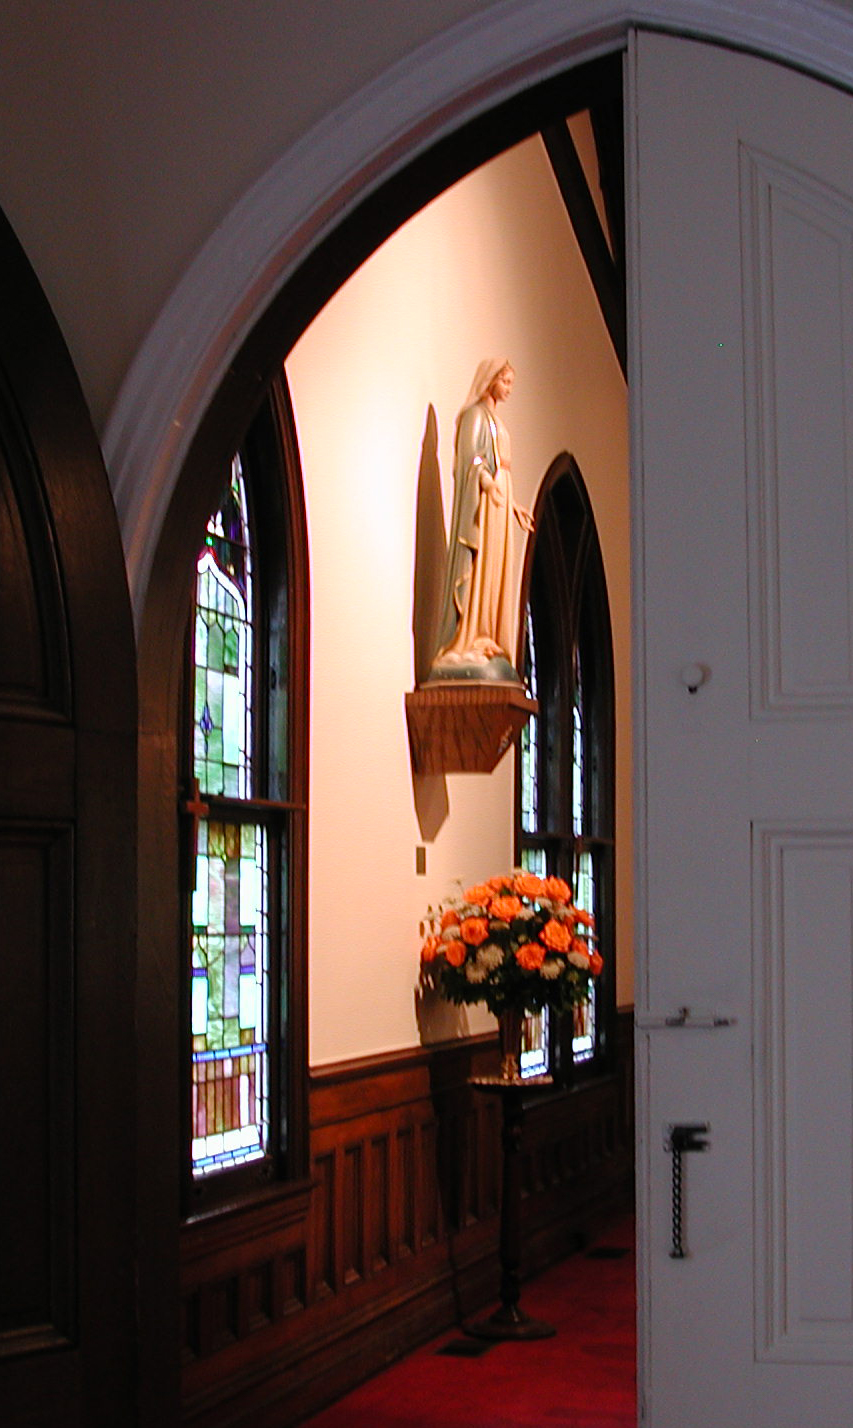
[224,626,239,673]
[207,621,224,673]
[206,1013,224,1051]
[194,612,208,667]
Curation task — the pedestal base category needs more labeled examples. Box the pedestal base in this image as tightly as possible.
[465,1305,556,1341]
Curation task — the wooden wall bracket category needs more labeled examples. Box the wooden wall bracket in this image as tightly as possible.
[405,682,538,775]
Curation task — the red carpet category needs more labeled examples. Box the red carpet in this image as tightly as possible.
[300,1217,636,1428]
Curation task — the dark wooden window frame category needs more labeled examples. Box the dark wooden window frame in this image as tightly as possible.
[515,452,617,1084]
[180,382,310,1215]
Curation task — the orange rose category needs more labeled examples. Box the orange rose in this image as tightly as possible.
[513,871,545,900]
[444,939,467,967]
[460,916,489,946]
[544,876,570,904]
[490,894,522,923]
[589,950,604,976]
[420,934,441,963]
[464,883,493,908]
[540,918,570,954]
[574,907,595,930]
[440,908,460,930]
[487,874,511,892]
[515,941,546,971]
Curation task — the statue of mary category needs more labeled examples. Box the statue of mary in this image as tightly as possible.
[430,358,533,682]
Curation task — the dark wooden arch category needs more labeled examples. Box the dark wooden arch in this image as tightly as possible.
[135,48,624,1424]
[0,209,138,1425]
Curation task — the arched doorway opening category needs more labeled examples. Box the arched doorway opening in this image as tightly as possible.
[131,13,853,1428]
[136,45,631,1427]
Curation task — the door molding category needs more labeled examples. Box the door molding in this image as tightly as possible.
[106,0,853,628]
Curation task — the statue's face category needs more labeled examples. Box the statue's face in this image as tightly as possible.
[489,366,514,403]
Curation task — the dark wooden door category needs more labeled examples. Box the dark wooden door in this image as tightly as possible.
[0,211,138,1425]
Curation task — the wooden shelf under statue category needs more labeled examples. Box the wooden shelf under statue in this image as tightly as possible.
[407,358,537,775]
[405,682,536,774]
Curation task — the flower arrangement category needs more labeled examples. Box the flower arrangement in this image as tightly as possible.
[419,870,602,1018]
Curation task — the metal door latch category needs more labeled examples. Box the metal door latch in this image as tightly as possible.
[636,1006,737,1030]
[665,1122,710,1258]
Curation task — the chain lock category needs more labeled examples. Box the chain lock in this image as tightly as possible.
[664,1123,710,1258]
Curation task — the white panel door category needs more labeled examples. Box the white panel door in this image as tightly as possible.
[631,30,853,1426]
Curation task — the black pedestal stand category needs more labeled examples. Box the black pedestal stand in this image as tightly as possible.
[465,1076,556,1341]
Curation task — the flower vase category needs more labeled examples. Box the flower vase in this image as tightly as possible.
[498,1007,524,1082]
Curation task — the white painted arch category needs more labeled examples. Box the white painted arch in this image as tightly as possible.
[105,0,853,626]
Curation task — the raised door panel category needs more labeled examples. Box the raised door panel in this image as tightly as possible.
[0,825,74,1356]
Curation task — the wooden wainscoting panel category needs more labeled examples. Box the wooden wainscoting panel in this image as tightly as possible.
[342,1142,364,1286]
[396,1125,416,1257]
[180,1017,634,1426]
[368,1134,391,1272]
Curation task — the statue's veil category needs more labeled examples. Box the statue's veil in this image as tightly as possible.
[457,357,511,426]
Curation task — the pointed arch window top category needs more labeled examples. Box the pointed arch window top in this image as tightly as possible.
[193,456,255,798]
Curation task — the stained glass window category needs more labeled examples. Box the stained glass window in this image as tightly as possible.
[516,455,614,1081]
[194,458,254,798]
[189,459,272,1178]
[190,819,269,1174]
[182,382,308,1208]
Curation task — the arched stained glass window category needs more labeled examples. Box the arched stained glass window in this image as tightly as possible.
[516,453,615,1082]
[183,381,309,1203]
[190,458,270,1178]
[194,460,254,797]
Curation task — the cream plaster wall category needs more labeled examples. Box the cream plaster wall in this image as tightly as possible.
[287,134,632,1066]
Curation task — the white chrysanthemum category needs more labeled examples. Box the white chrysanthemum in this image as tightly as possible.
[540,958,563,979]
[515,905,535,921]
[477,943,504,971]
[441,927,462,943]
[568,950,590,969]
[465,960,489,983]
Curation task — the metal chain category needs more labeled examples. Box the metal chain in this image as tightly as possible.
[670,1146,685,1258]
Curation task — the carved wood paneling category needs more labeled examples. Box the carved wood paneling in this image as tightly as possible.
[180,1018,634,1426]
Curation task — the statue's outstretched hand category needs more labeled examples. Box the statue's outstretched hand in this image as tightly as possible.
[514,505,534,533]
